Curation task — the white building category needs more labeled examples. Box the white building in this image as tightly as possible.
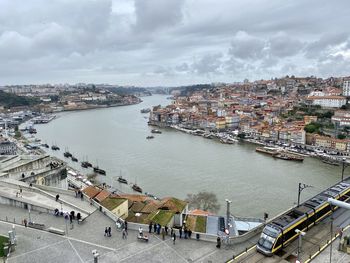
[343,80,350,96]
[307,96,346,108]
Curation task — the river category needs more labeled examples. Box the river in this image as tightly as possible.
[34,95,345,218]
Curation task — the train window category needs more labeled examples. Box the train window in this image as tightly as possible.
[264,226,279,238]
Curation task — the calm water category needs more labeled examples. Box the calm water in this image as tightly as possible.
[35,95,345,217]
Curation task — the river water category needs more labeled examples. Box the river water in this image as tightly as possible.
[35,95,345,218]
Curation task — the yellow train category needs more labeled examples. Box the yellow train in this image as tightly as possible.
[257,181,350,256]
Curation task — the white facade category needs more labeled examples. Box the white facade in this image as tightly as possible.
[343,80,350,96]
[309,96,346,108]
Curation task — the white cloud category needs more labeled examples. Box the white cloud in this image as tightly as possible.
[0,0,350,85]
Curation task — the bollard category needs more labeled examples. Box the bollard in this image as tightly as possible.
[245,247,247,252]
[13,218,15,223]
[309,254,312,259]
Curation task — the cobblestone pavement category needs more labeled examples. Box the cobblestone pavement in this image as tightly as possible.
[0,204,255,262]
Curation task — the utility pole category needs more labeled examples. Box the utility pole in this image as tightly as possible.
[297,183,313,207]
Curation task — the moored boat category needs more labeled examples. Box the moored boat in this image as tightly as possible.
[146,135,154,139]
[151,129,162,134]
[117,176,128,184]
[51,145,60,151]
[274,153,304,162]
[64,151,72,158]
[81,161,93,168]
[132,184,142,193]
[71,156,78,162]
[140,108,151,113]
[256,146,278,155]
[321,158,340,166]
[93,167,106,175]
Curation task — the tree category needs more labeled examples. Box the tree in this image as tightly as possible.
[338,134,346,140]
[185,191,221,213]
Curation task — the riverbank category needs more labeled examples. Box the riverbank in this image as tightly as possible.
[155,124,350,165]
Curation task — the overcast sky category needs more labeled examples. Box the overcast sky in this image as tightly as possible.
[0,0,350,86]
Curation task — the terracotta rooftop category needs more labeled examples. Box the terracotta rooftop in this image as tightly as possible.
[82,186,101,199]
[94,189,111,203]
[188,209,213,216]
[160,197,187,213]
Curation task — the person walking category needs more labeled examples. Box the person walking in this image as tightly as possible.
[55,194,60,202]
[188,229,192,239]
[153,222,157,233]
[108,226,112,237]
[23,218,27,227]
[122,228,127,239]
[216,236,221,248]
[172,232,176,245]
[149,222,153,233]
[124,221,128,233]
[179,227,182,239]
[77,213,81,224]
[165,226,168,235]
[104,227,108,237]
[170,228,174,237]
[157,224,161,235]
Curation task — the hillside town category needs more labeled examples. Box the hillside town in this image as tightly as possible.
[0,84,143,113]
[149,76,350,155]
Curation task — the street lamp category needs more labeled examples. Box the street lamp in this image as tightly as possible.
[297,183,313,207]
[341,157,347,181]
[330,206,334,263]
[225,199,232,232]
[295,229,305,262]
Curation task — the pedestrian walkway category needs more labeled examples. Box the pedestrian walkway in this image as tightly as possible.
[0,204,253,262]
[0,182,89,219]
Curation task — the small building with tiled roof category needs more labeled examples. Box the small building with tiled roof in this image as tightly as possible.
[82,186,101,199]
[100,196,128,219]
[94,189,111,203]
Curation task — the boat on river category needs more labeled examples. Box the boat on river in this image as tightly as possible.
[132,184,142,193]
[81,161,93,168]
[256,146,278,155]
[273,153,304,162]
[93,167,106,175]
[117,176,128,184]
[51,145,60,151]
[151,129,162,134]
[321,158,340,166]
[140,108,151,113]
[146,135,154,139]
[71,156,78,162]
[64,151,72,158]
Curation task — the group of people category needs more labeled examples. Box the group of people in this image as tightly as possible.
[148,222,192,245]
[104,226,112,237]
[53,208,82,223]
[75,190,84,200]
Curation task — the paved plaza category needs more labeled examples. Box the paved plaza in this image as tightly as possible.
[0,204,256,263]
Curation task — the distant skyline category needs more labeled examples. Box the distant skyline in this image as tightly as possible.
[0,0,350,86]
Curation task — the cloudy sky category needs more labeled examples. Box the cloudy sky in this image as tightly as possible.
[0,0,350,86]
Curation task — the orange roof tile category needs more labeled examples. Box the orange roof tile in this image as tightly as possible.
[94,189,111,203]
[82,186,101,199]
